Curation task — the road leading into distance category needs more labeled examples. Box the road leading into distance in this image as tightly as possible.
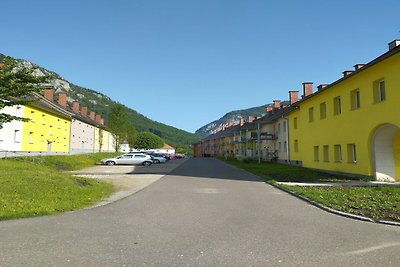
[1,158,399,266]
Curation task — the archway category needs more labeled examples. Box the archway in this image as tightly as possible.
[371,124,400,182]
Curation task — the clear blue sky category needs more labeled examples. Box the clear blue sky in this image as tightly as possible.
[2,0,399,133]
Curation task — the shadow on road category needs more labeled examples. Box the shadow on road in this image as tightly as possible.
[166,157,262,182]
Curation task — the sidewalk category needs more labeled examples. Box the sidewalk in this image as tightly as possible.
[70,158,187,208]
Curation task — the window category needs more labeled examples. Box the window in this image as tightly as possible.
[334,144,342,162]
[283,141,287,152]
[57,119,61,129]
[278,123,281,134]
[314,146,319,162]
[41,114,46,125]
[294,140,299,152]
[283,121,286,132]
[29,132,34,144]
[309,107,314,122]
[320,102,327,119]
[373,80,386,103]
[293,117,298,129]
[323,145,329,162]
[333,96,341,115]
[14,130,21,143]
[347,144,357,163]
[350,89,361,110]
[278,142,281,152]
[30,111,35,121]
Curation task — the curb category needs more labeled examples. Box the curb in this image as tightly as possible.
[265,181,400,227]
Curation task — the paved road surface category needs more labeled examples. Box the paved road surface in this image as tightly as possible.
[1,158,399,266]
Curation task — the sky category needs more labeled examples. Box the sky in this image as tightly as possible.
[1,0,399,133]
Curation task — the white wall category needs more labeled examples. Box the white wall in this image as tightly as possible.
[0,105,24,153]
[70,118,95,154]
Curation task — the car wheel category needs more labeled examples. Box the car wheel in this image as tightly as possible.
[154,159,160,163]
[106,161,116,166]
[142,161,152,166]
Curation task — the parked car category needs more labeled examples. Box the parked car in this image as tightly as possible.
[101,153,153,166]
[150,155,167,163]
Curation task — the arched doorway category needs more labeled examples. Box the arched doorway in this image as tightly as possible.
[371,124,400,182]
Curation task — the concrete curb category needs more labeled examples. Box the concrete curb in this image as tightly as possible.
[266,181,400,227]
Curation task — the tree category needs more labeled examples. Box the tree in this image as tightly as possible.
[108,103,129,152]
[0,56,48,128]
[126,123,138,151]
[134,132,164,150]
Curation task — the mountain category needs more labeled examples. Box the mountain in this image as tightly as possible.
[195,105,267,137]
[195,101,290,137]
[2,54,200,148]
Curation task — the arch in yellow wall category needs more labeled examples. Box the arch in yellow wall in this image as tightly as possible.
[371,123,400,182]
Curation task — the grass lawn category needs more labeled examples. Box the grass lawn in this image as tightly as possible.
[0,153,119,220]
[279,185,400,222]
[222,158,400,223]
[221,158,367,183]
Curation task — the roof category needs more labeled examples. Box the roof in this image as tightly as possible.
[161,144,174,150]
[292,41,400,107]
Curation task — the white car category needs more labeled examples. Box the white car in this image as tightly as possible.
[101,153,153,166]
[150,155,167,163]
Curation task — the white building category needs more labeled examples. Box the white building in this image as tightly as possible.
[0,105,24,157]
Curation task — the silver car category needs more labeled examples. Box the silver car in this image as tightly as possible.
[101,153,153,166]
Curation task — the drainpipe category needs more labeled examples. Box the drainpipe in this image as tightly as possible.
[257,122,261,164]
[285,117,290,164]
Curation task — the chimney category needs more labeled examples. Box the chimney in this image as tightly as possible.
[95,114,102,123]
[281,104,288,109]
[273,100,280,110]
[72,101,80,113]
[265,105,273,113]
[388,40,400,51]
[43,87,54,101]
[289,91,299,105]
[343,70,354,77]
[58,92,67,108]
[317,84,329,91]
[354,64,365,71]
[302,82,313,98]
[248,116,254,123]
[81,106,88,117]
[100,118,104,125]
[89,111,96,121]
[240,118,244,126]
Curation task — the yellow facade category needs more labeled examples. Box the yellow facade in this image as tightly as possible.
[289,51,400,181]
[21,105,71,153]
[95,127,112,152]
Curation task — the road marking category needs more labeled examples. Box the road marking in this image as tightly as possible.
[346,242,400,255]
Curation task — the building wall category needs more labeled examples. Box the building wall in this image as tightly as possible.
[0,105,24,153]
[289,52,400,181]
[94,127,114,152]
[21,105,70,153]
[70,118,95,154]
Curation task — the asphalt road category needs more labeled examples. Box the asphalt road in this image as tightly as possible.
[1,158,399,266]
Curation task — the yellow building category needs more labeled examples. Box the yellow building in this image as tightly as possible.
[21,95,72,153]
[288,40,400,182]
[94,127,114,152]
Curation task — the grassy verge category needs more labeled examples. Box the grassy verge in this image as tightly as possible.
[7,152,120,171]
[279,185,400,222]
[221,158,367,182]
[222,158,400,223]
[0,153,118,220]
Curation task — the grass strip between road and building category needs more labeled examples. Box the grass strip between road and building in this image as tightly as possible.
[222,158,400,223]
[0,153,119,221]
